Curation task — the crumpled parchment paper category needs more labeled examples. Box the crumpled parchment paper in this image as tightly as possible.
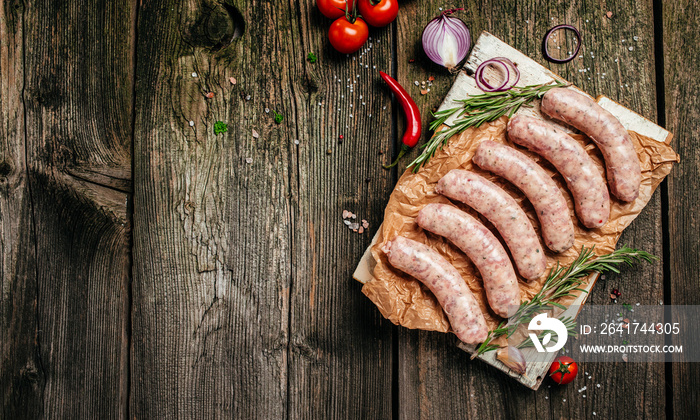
[363,117,679,336]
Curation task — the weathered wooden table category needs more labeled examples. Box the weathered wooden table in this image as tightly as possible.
[1,1,697,418]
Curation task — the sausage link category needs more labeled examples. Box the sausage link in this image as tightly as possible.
[541,87,641,202]
[507,115,610,229]
[473,140,575,253]
[382,236,489,344]
[436,169,547,281]
[417,203,521,318]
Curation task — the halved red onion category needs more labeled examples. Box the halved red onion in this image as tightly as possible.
[542,24,582,63]
[422,10,471,72]
[474,57,521,92]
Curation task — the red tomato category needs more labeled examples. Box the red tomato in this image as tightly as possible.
[357,0,399,27]
[548,356,579,385]
[317,0,355,20]
[328,17,369,54]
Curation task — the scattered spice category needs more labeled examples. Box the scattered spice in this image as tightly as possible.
[327,149,332,154]
[428,76,435,81]
[606,11,613,18]
[420,89,428,95]
[408,58,415,63]
[307,52,318,63]
[342,211,369,234]
[214,121,228,135]
[273,111,284,124]
[205,92,215,99]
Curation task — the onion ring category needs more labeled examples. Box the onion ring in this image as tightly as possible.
[475,57,521,92]
[542,24,582,63]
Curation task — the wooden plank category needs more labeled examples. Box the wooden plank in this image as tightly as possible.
[391,1,665,418]
[131,1,394,418]
[131,1,288,417]
[0,0,134,418]
[0,1,44,417]
[286,2,395,420]
[662,0,700,417]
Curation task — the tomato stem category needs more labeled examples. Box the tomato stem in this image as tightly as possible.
[345,0,359,23]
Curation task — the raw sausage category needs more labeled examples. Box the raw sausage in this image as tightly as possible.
[473,140,575,253]
[541,87,641,202]
[417,203,521,318]
[382,236,489,344]
[436,169,547,281]
[507,114,610,229]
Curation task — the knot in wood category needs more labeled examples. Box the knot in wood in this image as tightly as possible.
[188,3,244,50]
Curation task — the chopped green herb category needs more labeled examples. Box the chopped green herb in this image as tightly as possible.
[307,53,318,63]
[214,121,228,135]
[273,111,284,124]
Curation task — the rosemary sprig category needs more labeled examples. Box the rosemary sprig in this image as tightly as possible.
[475,245,657,355]
[408,80,568,172]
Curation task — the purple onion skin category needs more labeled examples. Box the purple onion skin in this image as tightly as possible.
[422,14,471,73]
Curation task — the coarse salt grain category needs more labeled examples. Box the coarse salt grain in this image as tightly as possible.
[344,220,351,226]
[245,158,253,164]
[265,108,270,113]
[343,210,349,218]
[252,129,259,138]
[628,46,634,51]
[191,72,197,77]
[294,140,299,145]
[189,121,195,126]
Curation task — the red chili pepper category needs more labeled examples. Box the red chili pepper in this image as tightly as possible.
[379,71,422,168]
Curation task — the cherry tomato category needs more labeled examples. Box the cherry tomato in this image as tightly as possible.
[328,17,369,54]
[548,356,579,385]
[317,0,355,20]
[357,0,399,27]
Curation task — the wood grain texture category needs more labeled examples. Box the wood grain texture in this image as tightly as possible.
[1,0,134,418]
[663,0,700,417]
[131,1,394,418]
[286,2,395,420]
[0,1,44,418]
[396,1,665,419]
